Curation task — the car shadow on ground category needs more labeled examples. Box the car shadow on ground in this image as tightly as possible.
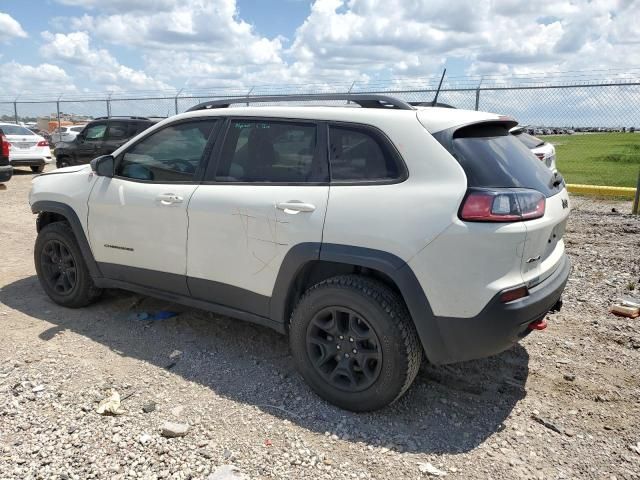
[1,276,529,455]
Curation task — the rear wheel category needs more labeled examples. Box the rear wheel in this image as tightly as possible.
[31,165,45,173]
[34,222,102,307]
[289,275,422,411]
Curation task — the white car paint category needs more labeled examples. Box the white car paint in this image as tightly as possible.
[0,123,53,168]
[531,142,557,172]
[30,104,568,320]
[51,125,86,144]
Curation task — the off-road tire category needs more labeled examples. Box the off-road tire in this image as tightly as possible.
[34,222,102,308]
[289,274,422,411]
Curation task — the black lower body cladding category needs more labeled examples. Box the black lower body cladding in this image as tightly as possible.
[424,255,571,364]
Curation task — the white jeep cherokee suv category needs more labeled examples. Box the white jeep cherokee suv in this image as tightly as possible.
[30,94,570,411]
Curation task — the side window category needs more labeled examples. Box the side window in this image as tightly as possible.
[106,122,128,140]
[128,122,151,137]
[84,123,107,141]
[215,120,326,183]
[328,125,402,182]
[116,120,216,182]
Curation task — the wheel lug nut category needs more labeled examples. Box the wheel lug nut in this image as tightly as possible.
[352,349,357,354]
[349,337,354,342]
[345,353,350,358]
[339,336,344,340]
[336,345,341,350]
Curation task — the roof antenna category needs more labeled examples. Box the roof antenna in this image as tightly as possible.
[432,68,447,106]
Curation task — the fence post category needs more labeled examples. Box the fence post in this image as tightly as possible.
[475,77,483,111]
[56,98,61,130]
[632,170,640,215]
[174,88,183,115]
[106,93,112,118]
[13,101,18,124]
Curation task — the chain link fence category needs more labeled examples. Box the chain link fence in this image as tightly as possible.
[1,76,638,188]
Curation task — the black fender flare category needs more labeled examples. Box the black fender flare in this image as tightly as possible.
[269,243,447,364]
[31,200,102,279]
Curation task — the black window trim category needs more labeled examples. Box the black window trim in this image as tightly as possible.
[202,116,330,186]
[112,117,222,185]
[326,121,408,186]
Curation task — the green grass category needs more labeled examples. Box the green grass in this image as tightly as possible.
[539,133,640,188]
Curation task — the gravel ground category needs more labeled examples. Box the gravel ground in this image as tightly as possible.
[1,166,639,480]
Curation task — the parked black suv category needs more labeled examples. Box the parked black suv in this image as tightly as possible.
[0,128,13,184]
[54,116,162,168]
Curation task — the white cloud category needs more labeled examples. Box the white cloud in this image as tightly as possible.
[0,62,74,95]
[5,0,640,96]
[0,12,27,42]
[40,31,171,91]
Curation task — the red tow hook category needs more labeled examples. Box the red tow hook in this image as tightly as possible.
[528,318,548,330]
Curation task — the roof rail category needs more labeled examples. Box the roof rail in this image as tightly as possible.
[186,94,414,112]
[92,116,158,121]
[408,102,456,109]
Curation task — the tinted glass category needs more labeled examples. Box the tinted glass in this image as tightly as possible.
[107,122,128,139]
[1,125,35,136]
[70,126,85,132]
[117,120,216,182]
[329,126,401,181]
[451,124,559,197]
[216,120,324,183]
[84,124,107,140]
[513,131,545,149]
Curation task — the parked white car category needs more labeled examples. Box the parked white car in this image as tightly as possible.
[29,94,570,411]
[0,122,53,173]
[51,125,86,145]
[511,126,557,172]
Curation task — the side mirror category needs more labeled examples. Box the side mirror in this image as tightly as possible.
[90,155,115,178]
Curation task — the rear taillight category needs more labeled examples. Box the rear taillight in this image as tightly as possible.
[460,188,545,222]
[0,134,9,158]
[37,140,49,147]
[534,153,545,161]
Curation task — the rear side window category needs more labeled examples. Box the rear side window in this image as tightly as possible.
[215,120,327,183]
[70,126,85,133]
[107,122,128,139]
[446,123,559,197]
[328,125,402,182]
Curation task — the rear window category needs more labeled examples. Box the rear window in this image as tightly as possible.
[446,123,559,197]
[512,131,545,149]
[1,125,35,136]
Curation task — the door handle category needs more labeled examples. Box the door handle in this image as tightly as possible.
[276,201,316,214]
[156,193,184,205]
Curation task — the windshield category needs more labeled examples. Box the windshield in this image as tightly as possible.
[513,131,545,149]
[446,123,560,197]
[0,125,35,136]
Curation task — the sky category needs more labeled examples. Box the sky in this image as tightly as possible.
[1,0,639,97]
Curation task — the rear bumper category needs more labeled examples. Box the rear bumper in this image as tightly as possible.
[10,156,53,166]
[429,254,571,364]
[0,165,12,182]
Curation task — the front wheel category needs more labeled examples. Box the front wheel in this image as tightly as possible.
[31,165,45,173]
[34,222,102,308]
[289,275,422,411]
[56,157,72,169]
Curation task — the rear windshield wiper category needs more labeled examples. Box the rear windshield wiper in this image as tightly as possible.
[551,172,564,188]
